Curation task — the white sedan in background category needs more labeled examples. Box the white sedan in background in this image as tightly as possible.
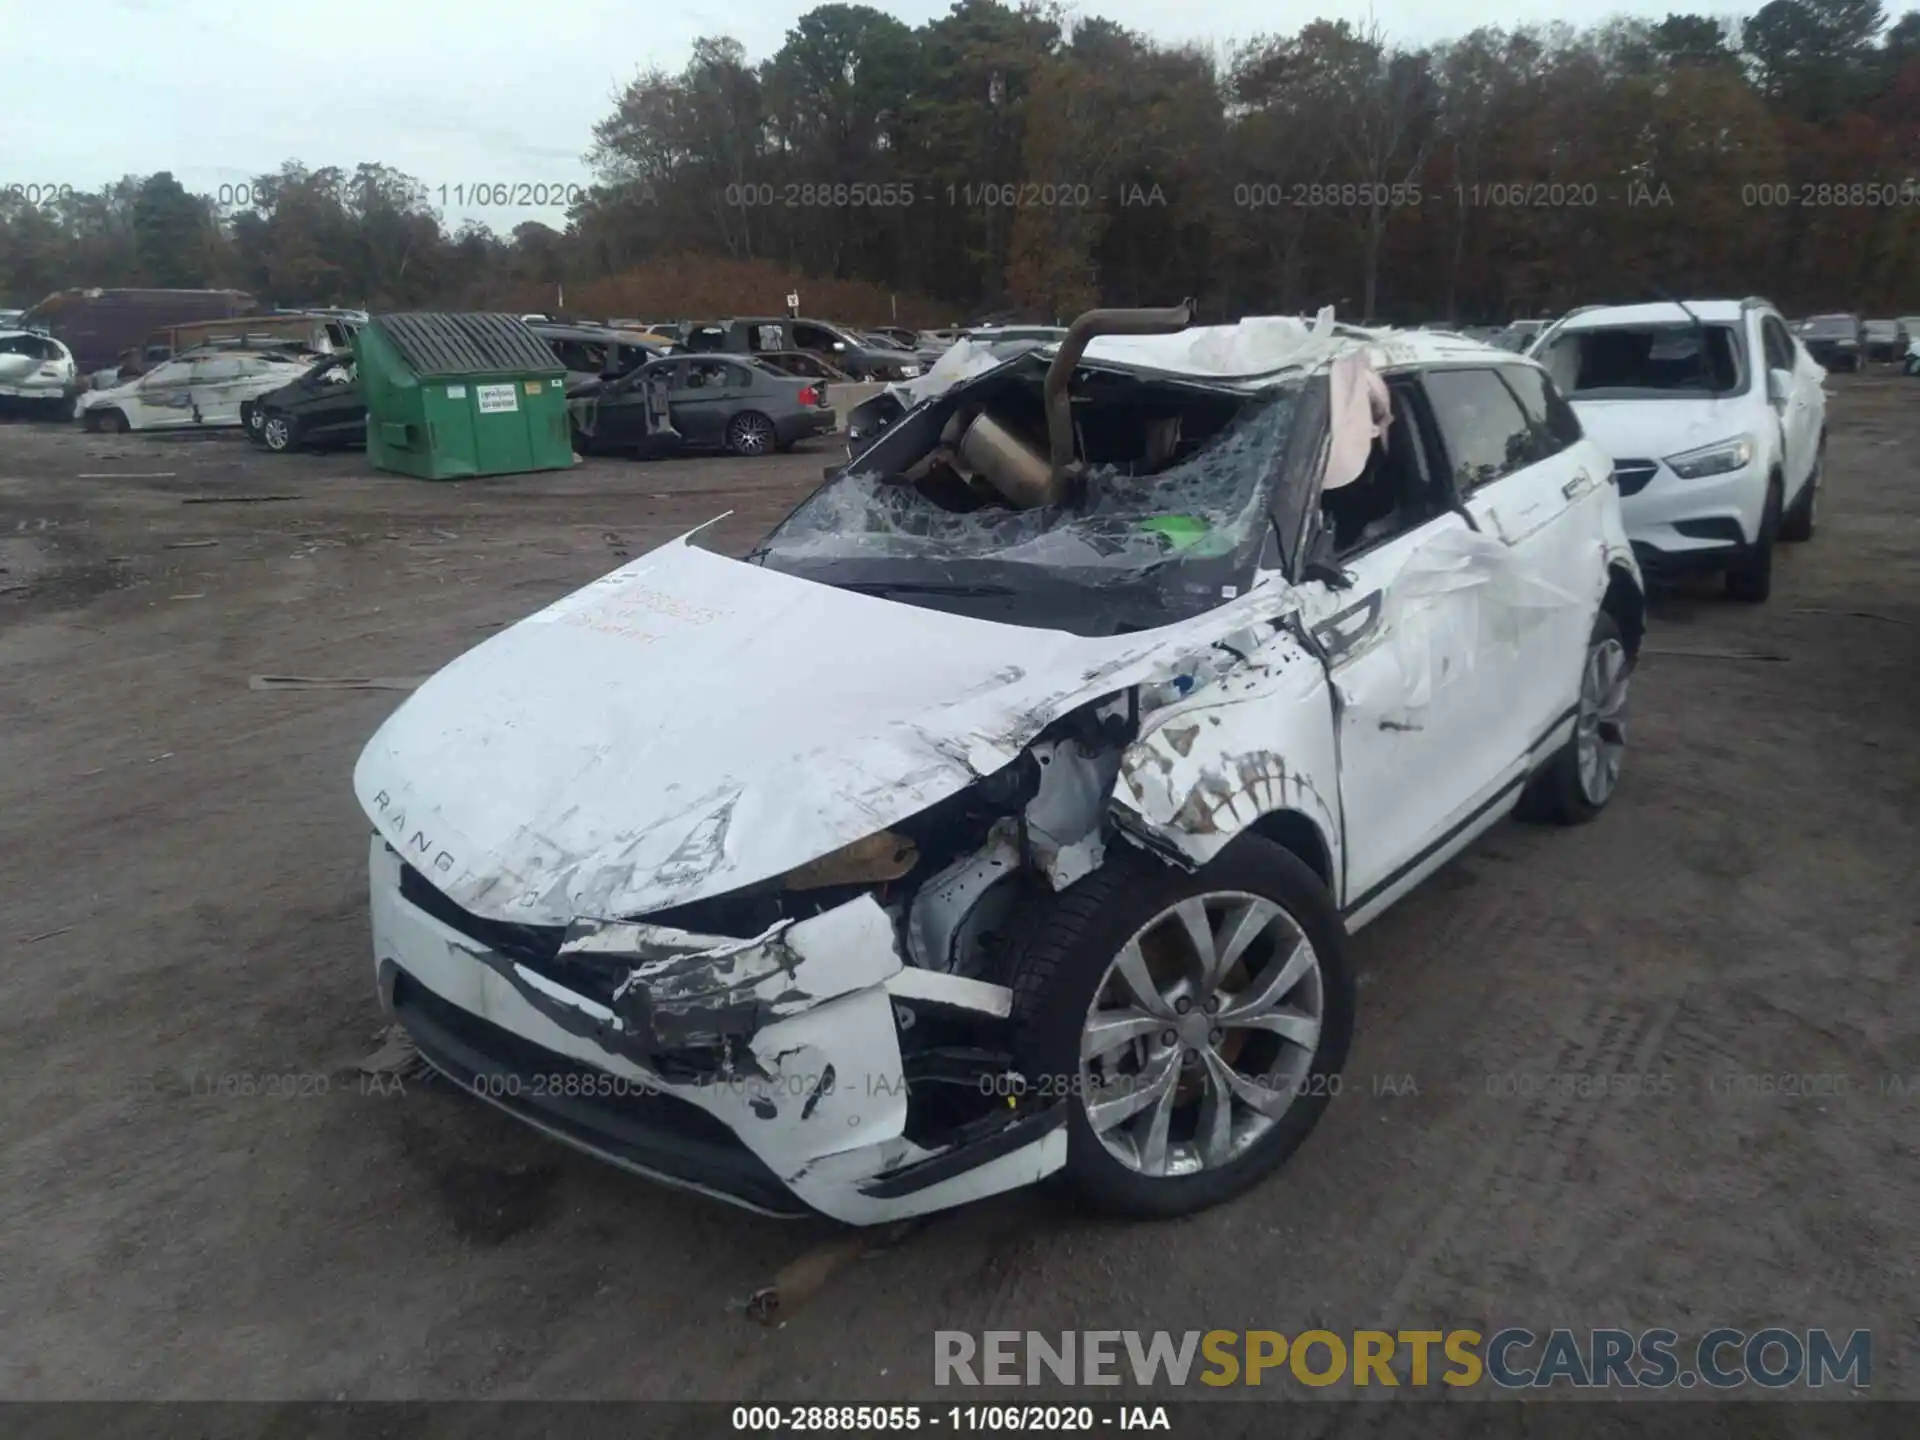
[74,351,315,432]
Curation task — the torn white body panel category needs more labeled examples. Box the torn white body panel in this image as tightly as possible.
[370,840,1053,1223]
[354,535,1303,926]
[1115,623,1344,881]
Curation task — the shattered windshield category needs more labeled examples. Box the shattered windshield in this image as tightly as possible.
[1539,323,1746,398]
[772,388,1294,572]
[756,378,1303,633]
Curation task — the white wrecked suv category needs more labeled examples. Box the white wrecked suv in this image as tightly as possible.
[356,306,1645,1225]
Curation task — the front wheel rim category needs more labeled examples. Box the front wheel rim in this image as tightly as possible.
[1078,892,1324,1178]
[1575,637,1629,805]
[264,418,290,450]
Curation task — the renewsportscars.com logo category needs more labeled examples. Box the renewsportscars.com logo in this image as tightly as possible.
[933,1328,1871,1390]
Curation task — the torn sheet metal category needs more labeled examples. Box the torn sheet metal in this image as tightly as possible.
[372,839,1049,1224]
[886,337,1010,408]
[1114,624,1343,876]
[1367,525,1587,720]
[907,821,1021,972]
[1075,307,1341,378]
[1023,738,1120,889]
[353,535,1304,925]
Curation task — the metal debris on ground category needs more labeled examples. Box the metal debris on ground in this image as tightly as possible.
[356,1024,431,1080]
[164,540,219,549]
[249,675,426,691]
[740,1221,928,1326]
[77,473,176,479]
[25,927,73,944]
[181,494,300,505]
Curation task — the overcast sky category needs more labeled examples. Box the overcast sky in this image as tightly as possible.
[5,0,1725,231]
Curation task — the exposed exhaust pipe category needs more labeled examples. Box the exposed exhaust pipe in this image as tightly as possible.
[954,300,1198,510]
[1045,300,1196,482]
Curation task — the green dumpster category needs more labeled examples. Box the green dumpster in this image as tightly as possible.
[357,312,571,479]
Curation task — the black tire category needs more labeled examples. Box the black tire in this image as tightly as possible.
[1778,445,1820,544]
[1725,478,1781,602]
[1517,610,1630,826]
[260,413,297,453]
[85,408,129,434]
[725,410,776,457]
[1007,834,1354,1219]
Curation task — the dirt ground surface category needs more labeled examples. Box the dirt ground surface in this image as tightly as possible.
[1,379,1916,1411]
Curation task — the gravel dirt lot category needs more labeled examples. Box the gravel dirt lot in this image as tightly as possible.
[1,380,1916,1409]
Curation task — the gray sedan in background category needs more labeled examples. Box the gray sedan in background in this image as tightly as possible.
[567,354,835,457]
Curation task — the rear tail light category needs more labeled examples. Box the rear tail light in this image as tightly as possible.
[797,384,820,407]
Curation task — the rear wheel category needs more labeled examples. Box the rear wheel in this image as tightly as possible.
[725,410,776,456]
[1519,611,1630,825]
[84,408,130,434]
[1008,835,1353,1219]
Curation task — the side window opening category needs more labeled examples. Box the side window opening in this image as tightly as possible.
[1498,364,1583,452]
[1319,381,1444,558]
[1421,367,1542,495]
[1762,317,1794,373]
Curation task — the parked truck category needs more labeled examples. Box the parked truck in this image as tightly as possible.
[19,288,257,373]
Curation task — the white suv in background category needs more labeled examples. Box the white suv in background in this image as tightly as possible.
[1530,299,1824,602]
[0,329,78,414]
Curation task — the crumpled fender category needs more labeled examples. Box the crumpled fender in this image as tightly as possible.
[1112,622,1343,877]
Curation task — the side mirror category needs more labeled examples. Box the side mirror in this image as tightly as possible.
[1767,368,1792,406]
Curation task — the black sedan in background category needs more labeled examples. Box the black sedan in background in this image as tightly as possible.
[243,354,364,452]
[567,355,835,457]
[1800,314,1865,372]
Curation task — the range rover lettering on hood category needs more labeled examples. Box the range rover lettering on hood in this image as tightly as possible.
[353,533,1298,925]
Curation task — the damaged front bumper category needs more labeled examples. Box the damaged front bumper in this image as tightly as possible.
[368,840,1066,1224]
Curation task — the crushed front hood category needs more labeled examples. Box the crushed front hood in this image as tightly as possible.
[354,535,1294,925]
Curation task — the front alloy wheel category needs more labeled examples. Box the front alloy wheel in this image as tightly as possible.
[1008,835,1353,1218]
[1080,894,1323,1178]
[261,415,295,452]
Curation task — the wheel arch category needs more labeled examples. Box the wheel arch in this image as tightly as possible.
[1247,808,1336,892]
[1601,563,1645,662]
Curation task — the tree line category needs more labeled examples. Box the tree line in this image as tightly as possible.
[7,0,1920,324]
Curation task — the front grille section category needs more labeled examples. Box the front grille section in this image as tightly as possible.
[1612,459,1658,496]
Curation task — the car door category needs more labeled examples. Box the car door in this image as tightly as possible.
[1423,364,1600,783]
[189,355,251,424]
[129,359,198,428]
[1761,312,1820,500]
[592,359,679,451]
[308,358,361,440]
[1292,375,1513,921]
[672,358,742,447]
